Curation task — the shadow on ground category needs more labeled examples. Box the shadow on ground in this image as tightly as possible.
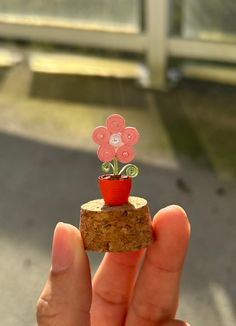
[0,131,235,325]
[30,73,146,108]
[155,80,236,175]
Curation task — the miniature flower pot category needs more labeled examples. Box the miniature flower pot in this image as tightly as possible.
[98,174,132,206]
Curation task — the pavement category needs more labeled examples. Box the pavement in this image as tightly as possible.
[0,51,236,325]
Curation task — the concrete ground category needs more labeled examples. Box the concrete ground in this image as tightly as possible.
[0,51,236,326]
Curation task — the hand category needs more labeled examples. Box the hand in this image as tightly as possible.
[36,205,191,326]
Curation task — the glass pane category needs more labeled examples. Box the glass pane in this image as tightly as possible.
[182,0,236,42]
[0,0,142,33]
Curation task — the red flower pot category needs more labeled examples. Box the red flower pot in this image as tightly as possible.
[98,174,132,206]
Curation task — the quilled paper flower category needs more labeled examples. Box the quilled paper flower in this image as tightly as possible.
[92,114,139,163]
[92,114,140,207]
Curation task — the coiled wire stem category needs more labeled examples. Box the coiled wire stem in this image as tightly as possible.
[101,160,139,178]
[118,164,139,178]
[101,162,114,174]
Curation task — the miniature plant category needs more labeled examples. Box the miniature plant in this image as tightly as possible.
[92,114,139,178]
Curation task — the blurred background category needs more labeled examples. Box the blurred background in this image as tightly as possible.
[0,1,236,325]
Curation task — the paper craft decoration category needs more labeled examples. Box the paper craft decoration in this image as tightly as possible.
[79,114,154,252]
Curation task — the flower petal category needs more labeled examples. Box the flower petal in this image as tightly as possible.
[92,126,110,145]
[106,114,125,133]
[122,127,139,145]
[116,145,134,163]
[98,144,115,162]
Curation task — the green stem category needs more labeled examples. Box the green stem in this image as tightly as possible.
[113,157,119,175]
[118,163,139,178]
[119,164,132,175]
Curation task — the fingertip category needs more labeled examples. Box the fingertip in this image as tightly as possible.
[154,204,188,222]
[53,221,65,237]
[153,205,191,239]
[166,205,188,219]
[56,222,84,244]
[167,205,190,234]
[149,205,190,272]
[63,222,82,237]
[54,222,78,239]
[53,222,86,264]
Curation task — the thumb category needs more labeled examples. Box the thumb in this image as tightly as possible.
[36,222,92,326]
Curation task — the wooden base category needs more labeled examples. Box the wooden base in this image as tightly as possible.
[80,196,154,252]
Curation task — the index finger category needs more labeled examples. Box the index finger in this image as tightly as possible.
[126,205,191,326]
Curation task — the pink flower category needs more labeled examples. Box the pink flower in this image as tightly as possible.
[92,114,139,163]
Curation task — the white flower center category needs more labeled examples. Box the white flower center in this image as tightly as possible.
[109,133,122,147]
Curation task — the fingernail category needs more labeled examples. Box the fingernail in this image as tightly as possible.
[51,222,74,272]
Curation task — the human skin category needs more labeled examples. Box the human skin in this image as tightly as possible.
[36,205,191,326]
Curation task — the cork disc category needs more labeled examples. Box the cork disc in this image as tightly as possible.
[80,196,154,252]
